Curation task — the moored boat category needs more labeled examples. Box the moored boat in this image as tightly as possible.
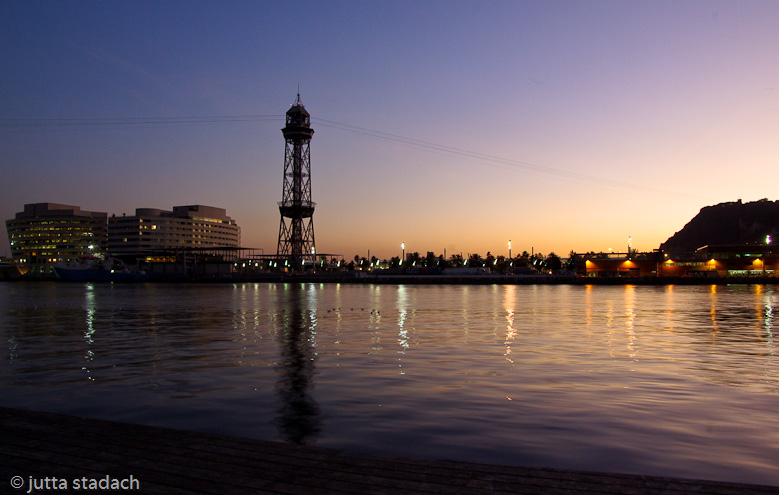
[0,261,22,280]
[53,257,135,282]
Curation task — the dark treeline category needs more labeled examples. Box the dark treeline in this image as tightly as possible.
[340,250,573,274]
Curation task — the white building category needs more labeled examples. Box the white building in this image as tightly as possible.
[108,205,241,257]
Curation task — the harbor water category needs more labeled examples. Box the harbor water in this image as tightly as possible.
[2,281,779,485]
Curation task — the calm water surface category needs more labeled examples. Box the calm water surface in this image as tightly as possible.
[2,282,779,485]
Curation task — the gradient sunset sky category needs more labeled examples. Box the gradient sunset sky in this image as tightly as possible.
[2,1,778,259]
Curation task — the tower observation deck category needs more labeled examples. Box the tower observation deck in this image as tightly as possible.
[277,93,316,268]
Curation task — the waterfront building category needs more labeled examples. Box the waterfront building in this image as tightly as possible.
[577,245,777,278]
[5,203,108,276]
[682,244,775,277]
[107,205,241,258]
[578,251,662,278]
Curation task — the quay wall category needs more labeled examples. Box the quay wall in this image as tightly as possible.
[227,273,779,285]
[5,272,779,285]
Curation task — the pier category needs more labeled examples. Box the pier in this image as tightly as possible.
[2,407,778,494]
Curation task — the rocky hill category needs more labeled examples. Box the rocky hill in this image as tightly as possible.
[660,199,779,253]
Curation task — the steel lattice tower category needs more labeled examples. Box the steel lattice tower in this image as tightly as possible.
[277,93,316,268]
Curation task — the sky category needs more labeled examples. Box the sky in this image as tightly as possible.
[2,1,778,260]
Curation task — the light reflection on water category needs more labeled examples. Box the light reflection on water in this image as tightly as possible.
[2,282,779,485]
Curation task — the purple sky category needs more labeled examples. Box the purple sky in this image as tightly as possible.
[2,1,778,259]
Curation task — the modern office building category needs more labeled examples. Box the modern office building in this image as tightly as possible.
[107,205,241,257]
[5,203,108,276]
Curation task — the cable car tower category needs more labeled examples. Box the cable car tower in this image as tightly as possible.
[277,92,316,268]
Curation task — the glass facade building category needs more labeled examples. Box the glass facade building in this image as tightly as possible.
[5,203,108,276]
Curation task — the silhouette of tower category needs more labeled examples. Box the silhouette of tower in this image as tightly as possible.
[277,93,316,268]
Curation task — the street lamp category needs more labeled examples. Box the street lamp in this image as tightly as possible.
[401,242,405,265]
[508,240,512,260]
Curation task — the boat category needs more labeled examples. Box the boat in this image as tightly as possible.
[0,260,22,280]
[53,256,136,282]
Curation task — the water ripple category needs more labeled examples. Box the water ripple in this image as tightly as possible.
[1,282,779,484]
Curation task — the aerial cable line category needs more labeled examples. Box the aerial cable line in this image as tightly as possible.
[312,117,703,201]
[1,114,701,200]
[0,115,282,130]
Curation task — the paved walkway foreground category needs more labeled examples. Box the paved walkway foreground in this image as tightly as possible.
[2,407,778,494]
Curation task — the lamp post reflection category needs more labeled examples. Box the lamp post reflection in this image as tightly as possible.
[83,283,96,381]
[274,284,321,445]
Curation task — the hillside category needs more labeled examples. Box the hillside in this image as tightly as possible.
[660,199,779,253]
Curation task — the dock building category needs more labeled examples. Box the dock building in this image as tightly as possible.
[5,203,108,277]
[577,244,777,278]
